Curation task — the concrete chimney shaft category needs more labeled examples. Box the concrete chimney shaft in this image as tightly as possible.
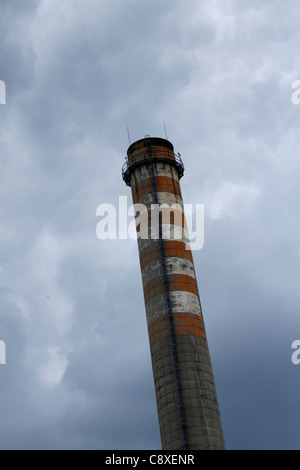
[123,137,225,450]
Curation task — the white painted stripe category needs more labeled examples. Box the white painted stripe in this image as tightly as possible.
[145,291,202,325]
[142,257,196,284]
[132,163,180,183]
[135,192,183,209]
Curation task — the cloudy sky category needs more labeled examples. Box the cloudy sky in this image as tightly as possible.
[1,0,300,450]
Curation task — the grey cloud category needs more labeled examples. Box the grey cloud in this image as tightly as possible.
[1,0,300,450]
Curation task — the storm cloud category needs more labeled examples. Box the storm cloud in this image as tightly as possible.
[0,0,300,449]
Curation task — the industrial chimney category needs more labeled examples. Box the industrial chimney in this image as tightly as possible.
[122,136,225,450]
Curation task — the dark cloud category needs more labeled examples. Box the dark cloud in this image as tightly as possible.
[0,0,300,450]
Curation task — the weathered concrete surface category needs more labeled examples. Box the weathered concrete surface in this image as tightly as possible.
[125,137,225,450]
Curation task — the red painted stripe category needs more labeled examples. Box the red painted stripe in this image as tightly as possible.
[132,176,182,202]
[144,274,198,305]
[148,312,206,348]
[139,241,193,271]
